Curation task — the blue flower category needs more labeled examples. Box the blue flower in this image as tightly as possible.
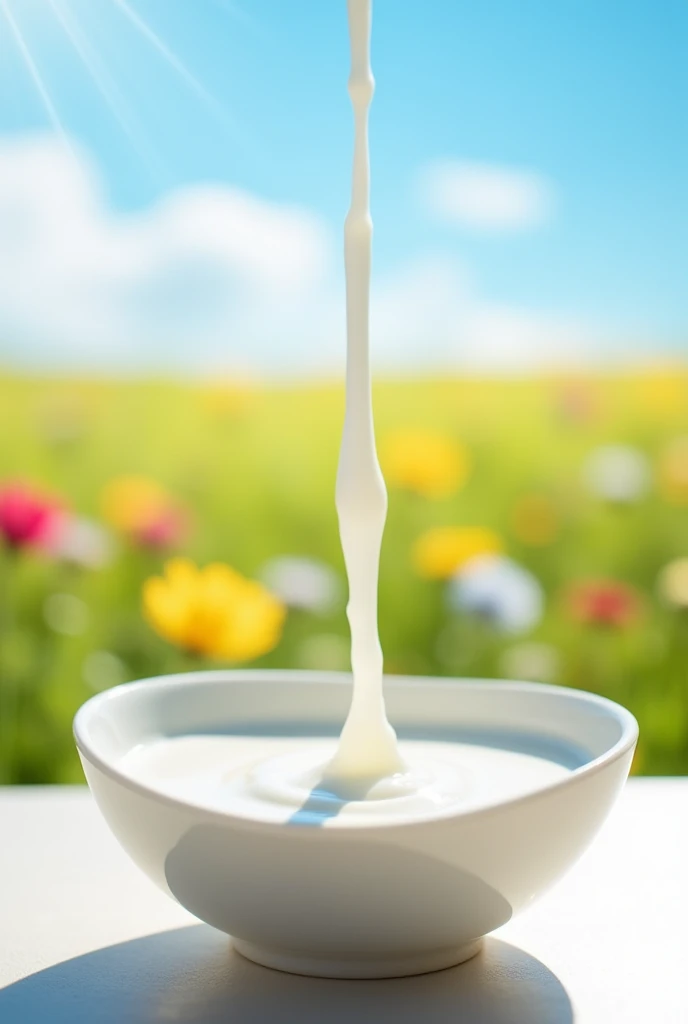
[447,555,543,634]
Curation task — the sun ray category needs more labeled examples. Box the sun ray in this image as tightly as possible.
[0,0,68,140]
[46,0,166,184]
[109,0,235,130]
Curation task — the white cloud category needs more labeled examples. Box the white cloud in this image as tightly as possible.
[419,160,555,232]
[0,134,602,375]
[371,254,472,367]
[465,306,594,370]
[371,253,595,372]
[0,134,335,374]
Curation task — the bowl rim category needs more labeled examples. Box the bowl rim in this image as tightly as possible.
[74,670,639,833]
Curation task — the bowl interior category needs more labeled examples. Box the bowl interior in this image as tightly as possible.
[76,670,637,776]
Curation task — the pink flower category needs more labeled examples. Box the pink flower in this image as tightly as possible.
[0,482,64,551]
[100,475,189,551]
[132,506,189,550]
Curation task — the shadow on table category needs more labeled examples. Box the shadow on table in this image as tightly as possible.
[0,924,574,1024]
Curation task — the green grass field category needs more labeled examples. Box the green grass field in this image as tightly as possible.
[1,369,687,782]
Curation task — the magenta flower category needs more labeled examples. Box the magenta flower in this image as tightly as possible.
[0,482,64,551]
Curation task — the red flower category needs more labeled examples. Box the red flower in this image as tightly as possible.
[0,482,64,551]
[566,580,642,628]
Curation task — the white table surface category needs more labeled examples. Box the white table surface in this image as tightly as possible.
[0,781,685,1023]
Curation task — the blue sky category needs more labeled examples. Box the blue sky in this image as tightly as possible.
[0,0,686,373]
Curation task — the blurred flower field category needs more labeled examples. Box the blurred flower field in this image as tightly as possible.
[1,369,688,783]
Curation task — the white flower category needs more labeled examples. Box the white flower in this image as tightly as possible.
[82,651,128,691]
[50,516,114,569]
[583,445,650,503]
[448,555,543,633]
[500,642,560,683]
[298,633,350,671]
[43,593,89,636]
[260,556,342,614]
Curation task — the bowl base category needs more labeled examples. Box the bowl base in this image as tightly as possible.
[232,937,484,979]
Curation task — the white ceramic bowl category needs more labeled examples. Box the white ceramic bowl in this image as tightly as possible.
[74,671,637,979]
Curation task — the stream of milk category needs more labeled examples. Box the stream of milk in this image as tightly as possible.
[327,0,405,782]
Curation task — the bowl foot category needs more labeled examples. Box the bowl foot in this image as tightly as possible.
[232,937,484,979]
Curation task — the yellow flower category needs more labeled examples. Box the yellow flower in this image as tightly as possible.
[412,526,503,580]
[199,380,257,419]
[658,558,688,609]
[101,476,169,532]
[381,429,470,499]
[659,437,688,505]
[510,494,559,546]
[634,371,688,420]
[143,558,286,661]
